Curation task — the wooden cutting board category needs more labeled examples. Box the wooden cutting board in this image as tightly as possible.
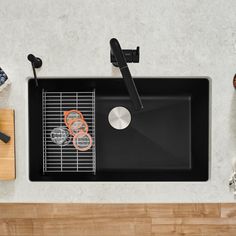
[0,109,15,180]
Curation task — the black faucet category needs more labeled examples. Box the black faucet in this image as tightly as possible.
[110,38,143,111]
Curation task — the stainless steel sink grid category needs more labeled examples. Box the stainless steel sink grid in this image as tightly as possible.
[42,90,96,174]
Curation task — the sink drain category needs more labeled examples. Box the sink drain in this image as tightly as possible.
[108,106,131,130]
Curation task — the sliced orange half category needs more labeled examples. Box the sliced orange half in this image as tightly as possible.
[73,131,93,151]
[64,110,84,127]
[68,118,88,136]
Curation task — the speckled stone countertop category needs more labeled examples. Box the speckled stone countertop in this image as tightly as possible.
[0,0,236,202]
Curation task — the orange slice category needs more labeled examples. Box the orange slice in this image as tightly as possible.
[64,110,84,127]
[68,118,88,136]
[73,131,93,151]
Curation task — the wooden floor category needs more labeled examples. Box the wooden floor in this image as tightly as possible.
[0,204,235,235]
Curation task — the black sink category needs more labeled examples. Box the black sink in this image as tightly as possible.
[28,78,209,181]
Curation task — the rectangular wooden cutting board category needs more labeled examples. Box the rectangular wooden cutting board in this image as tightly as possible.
[0,109,15,180]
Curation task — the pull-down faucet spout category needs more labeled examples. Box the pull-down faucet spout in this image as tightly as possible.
[110,38,143,111]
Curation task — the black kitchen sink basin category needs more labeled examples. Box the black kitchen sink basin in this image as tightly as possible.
[28,78,209,181]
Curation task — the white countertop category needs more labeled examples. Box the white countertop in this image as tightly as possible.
[0,0,236,202]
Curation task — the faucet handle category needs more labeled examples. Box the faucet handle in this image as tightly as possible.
[111,46,140,67]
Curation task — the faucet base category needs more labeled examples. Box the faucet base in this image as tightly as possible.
[111,47,140,67]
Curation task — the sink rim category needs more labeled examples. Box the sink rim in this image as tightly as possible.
[26,76,212,81]
[27,77,210,181]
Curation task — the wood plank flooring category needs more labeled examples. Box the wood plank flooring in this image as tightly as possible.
[0,204,235,235]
